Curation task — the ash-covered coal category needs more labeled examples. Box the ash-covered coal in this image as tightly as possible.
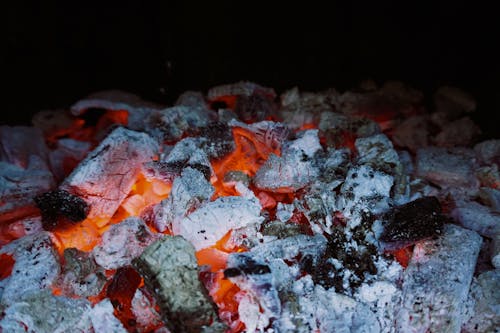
[34,189,89,231]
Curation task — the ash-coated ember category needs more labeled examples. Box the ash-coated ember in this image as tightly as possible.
[0,81,498,333]
[34,189,89,230]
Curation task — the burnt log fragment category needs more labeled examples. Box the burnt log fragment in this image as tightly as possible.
[34,189,89,231]
[133,236,226,333]
[379,196,446,247]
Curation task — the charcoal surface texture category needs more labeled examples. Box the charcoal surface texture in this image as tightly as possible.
[34,189,89,231]
[379,196,445,246]
[133,235,225,333]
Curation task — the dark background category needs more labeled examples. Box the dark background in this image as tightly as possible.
[2,1,499,137]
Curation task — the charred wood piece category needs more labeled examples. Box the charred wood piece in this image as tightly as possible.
[34,189,89,231]
[379,196,446,249]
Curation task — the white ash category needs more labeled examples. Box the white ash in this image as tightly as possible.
[254,130,321,193]
[131,288,163,331]
[48,138,91,182]
[416,146,479,189]
[396,224,482,333]
[0,290,92,333]
[0,232,60,306]
[0,126,50,169]
[176,194,263,251]
[148,105,216,142]
[434,117,481,147]
[89,299,128,333]
[474,139,500,165]
[491,233,500,269]
[462,269,500,333]
[276,275,380,333]
[153,167,214,232]
[0,158,55,223]
[340,164,394,222]
[162,137,214,178]
[276,202,294,223]
[355,134,400,174]
[451,200,500,237]
[61,127,158,220]
[93,217,157,270]
[355,281,402,333]
[478,187,500,212]
[226,254,281,326]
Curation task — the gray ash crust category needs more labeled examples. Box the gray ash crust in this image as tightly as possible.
[34,189,89,231]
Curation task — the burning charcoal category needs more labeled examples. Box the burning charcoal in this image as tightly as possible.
[131,288,163,332]
[355,133,400,174]
[56,248,106,298]
[229,119,290,154]
[416,146,479,189]
[162,138,214,179]
[479,187,500,212]
[133,236,225,333]
[153,167,214,232]
[0,232,60,305]
[474,139,500,165]
[89,299,128,333]
[0,160,55,223]
[451,200,500,237]
[392,115,429,152]
[176,195,263,251]
[93,217,157,270]
[70,89,162,131]
[492,234,500,269]
[476,164,500,188]
[0,290,93,332]
[254,130,321,193]
[434,85,476,117]
[60,127,159,220]
[198,122,235,159]
[261,220,307,239]
[207,81,276,101]
[223,170,250,187]
[49,138,91,182]
[434,117,481,147]
[0,126,50,168]
[275,276,380,332]
[147,105,216,142]
[234,93,276,122]
[175,91,207,108]
[396,224,482,333]
[379,196,445,248]
[462,269,500,332]
[225,253,281,328]
[34,189,89,231]
[315,147,351,183]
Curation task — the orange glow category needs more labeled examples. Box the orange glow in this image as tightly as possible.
[210,96,238,110]
[52,219,101,253]
[196,248,229,272]
[0,253,15,280]
[386,246,413,268]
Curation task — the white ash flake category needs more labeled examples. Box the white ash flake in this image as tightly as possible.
[177,195,263,251]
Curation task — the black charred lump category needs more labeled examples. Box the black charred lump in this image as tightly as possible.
[224,256,271,278]
[380,196,445,244]
[34,190,89,231]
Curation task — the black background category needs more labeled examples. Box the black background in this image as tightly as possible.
[2,1,499,137]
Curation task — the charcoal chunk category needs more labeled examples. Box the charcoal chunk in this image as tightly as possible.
[380,196,445,245]
[34,189,89,231]
[133,236,225,333]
